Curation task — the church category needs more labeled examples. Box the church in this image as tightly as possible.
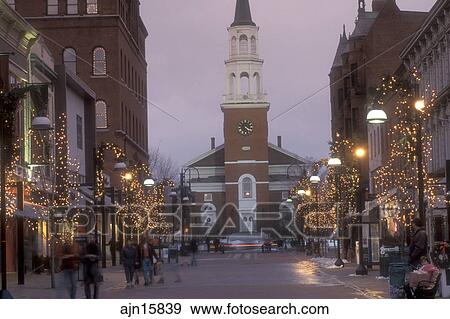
[183,0,311,237]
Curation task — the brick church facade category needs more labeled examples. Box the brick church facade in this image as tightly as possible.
[183,0,311,237]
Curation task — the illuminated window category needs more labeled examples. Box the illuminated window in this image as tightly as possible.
[67,0,78,15]
[47,0,58,15]
[93,47,107,76]
[95,100,107,129]
[63,48,77,73]
[242,177,252,198]
[87,0,98,14]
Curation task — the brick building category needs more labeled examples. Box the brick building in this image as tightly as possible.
[330,0,428,164]
[13,0,149,185]
[183,0,311,238]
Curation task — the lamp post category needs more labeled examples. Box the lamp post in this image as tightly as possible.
[414,99,426,225]
[354,147,368,276]
[328,157,344,267]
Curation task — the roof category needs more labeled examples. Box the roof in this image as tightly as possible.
[184,143,310,168]
[332,27,348,68]
[400,0,449,59]
[351,11,379,38]
[231,0,256,27]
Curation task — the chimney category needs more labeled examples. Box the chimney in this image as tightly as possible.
[277,136,282,148]
[211,137,216,150]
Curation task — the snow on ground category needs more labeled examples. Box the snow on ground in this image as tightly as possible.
[311,257,348,269]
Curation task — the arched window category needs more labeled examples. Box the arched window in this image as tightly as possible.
[93,47,107,75]
[253,72,261,94]
[63,48,77,73]
[229,73,236,95]
[87,0,98,14]
[251,36,257,54]
[95,100,107,129]
[239,35,248,54]
[231,36,237,55]
[242,177,252,198]
[240,72,250,96]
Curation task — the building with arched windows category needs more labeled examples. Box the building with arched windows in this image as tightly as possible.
[183,0,311,237]
[13,0,150,186]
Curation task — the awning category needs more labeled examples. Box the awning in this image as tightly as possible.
[15,203,48,221]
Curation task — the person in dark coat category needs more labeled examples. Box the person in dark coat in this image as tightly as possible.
[121,240,137,288]
[409,218,428,267]
[190,238,198,266]
[61,243,79,299]
[81,241,101,299]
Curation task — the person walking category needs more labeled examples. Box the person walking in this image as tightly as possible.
[61,243,79,299]
[121,240,137,288]
[141,239,158,285]
[134,241,142,286]
[190,238,198,266]
[409,217,428,268]
[81,241,101,299]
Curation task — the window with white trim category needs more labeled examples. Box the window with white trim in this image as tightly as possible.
[63,48,77,73]
[67,0,78,15]
[204,193,212,202]
[87,0,98,14]
[93,47,107,76]
[282,191,289,201]
[47,0,58,15]
[6,0,15,9]
[95,100,108,129]
[242,177,252,198]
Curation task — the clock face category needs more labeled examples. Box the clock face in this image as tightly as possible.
[238,119,254,136]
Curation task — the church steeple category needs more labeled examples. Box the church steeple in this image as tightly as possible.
[231,0,256,27]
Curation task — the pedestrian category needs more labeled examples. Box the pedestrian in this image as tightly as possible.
[81,241,101,299]
[61,243,79,299]
[121,240,137,288]
[141,238,158,285]
[190,238,198,266]
[214,238,220,253]
[347,243,355,263]
[206,237,211,253]
[409,217,428,268]
[134,241,141,286]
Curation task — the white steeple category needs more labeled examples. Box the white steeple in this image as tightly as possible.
[222,0,269,109]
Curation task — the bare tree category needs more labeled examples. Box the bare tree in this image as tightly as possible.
[148,147,178,181]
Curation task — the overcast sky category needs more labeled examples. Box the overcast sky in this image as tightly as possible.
[141,0,436,167]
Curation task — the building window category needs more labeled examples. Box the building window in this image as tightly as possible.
[93,47,107,76]
[242,177,252,198]
[47,0,59,15]
[6,0,15,9]
[76,115,83,150]
[87,0,98,14]
[282,191,289,201]
[63,48,77,73]
[204,194,212,202]
[67,0,78,15]
[95,100,108,129]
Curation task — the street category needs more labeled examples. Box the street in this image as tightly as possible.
[8,251,388,299]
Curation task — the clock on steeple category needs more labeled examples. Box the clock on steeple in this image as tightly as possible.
[221,0,270,232]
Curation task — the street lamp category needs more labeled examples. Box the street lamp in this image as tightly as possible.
[415,99,426,112]
[297,189,306,197]
[354,147,368,276]
[366,109,388,124]
[310,175,321,185]
[143,177,155,187]
[123,172,133,181]
[31,116,53,130]
[414,98,426,224]
[328,157,344,267]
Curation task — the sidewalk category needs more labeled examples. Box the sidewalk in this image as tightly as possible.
[311,257,389,298]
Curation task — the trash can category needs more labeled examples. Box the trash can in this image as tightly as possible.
[389,262,410,299]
